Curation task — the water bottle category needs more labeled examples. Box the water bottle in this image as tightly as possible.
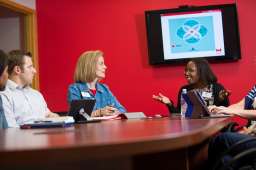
[180,88,187,118]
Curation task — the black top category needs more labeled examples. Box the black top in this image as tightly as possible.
[166,83,230,114]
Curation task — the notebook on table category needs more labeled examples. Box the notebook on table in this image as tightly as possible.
[20,116,75,129]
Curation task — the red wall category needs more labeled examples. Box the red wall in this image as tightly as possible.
[36,0,256,120]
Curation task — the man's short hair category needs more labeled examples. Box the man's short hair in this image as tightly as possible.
[0,50,8,76]
[8,50,32,75]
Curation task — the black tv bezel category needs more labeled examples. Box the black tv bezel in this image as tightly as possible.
[145,3,241,65]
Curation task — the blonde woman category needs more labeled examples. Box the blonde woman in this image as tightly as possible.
[68,50,126,117]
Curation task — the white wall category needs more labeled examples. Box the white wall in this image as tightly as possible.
[0,0,35,52]
[0,17,21,53]
[10,0,36,10]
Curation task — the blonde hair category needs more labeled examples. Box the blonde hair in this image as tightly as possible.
[74,50,103,82]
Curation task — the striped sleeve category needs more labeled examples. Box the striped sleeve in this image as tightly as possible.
[244,85,256,109]
[247,85,256,100]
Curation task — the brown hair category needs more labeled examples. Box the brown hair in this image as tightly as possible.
[74,50,103,82]
[8,50,32,75]
[188,58,217,85]
[0,50,8,76]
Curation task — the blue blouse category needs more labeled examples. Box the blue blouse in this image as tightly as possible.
[67,82,126,113]
[0,96,8,128]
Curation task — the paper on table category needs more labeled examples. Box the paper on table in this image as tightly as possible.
[87,114,123,121]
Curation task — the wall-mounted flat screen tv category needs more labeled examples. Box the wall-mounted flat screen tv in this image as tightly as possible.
[145,4,241,65]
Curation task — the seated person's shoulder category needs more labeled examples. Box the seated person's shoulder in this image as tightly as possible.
[68,82,85,90]
[0,86,13,98]
[69,82,78,87]
[97,83,110,91]
[0,88,15,106]
[213,82,225,89]
[28,87,45,98]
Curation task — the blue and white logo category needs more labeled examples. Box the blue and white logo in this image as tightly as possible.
[177,20,207,43]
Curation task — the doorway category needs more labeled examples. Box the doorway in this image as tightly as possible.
[0,0,39,89]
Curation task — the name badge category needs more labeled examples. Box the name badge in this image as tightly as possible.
[202,91,212,99]
[81,91,91,97]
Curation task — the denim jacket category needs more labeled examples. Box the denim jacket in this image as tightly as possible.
[0,96,8,128]
[68,82,126,113]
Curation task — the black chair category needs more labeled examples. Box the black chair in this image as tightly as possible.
[221,122,240,132]
[213,137,256,170]
[221,119,254,133]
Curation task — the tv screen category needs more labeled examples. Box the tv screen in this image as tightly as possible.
[145,4,241,65]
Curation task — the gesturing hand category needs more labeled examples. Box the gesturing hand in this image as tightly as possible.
[152,93,171,104]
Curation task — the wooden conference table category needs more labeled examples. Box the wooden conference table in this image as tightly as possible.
[0,116,231,170]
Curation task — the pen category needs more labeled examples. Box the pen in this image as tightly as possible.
[34,120,53,123]
[108,104,116,113]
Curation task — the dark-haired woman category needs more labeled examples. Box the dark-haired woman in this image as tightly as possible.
[153,59,229,113]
